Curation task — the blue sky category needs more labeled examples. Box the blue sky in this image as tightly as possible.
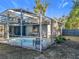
[0,0,73,18]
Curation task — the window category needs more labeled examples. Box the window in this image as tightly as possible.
[33,25,39,32]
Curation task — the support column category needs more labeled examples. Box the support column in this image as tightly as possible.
[6,12,9,40]
[20,9,23,37]
[12,26,14,36]
[51,20,53,43]
[39,14,42,52]
[6,25,9,39]
[46,25,47,38]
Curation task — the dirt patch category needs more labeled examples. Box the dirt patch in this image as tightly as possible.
[63,36,79,42]
[0,40,79,59]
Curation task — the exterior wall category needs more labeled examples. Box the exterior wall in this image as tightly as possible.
[52,21,61,36]
[47,25,51,38]
[0,24,5,40]
[26,25,32,36]
[42,25,47,38]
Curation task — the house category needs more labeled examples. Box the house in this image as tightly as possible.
[0,9,55,52]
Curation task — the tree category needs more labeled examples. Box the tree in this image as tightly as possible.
[34,0,48,15]
[65,0,79,29]
[73,0,79,6]
[34,0,48,52]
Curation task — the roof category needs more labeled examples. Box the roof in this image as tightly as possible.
[1,8,52,19]
[0,8,53,24]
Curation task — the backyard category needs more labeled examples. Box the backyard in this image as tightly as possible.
[0,36,79,59]
[0,0,79,59]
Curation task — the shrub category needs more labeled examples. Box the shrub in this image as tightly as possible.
[55,35,66,43]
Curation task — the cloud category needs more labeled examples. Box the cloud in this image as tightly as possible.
[0,5,5,9]
[58,0,65,8]
[11,0,18,8]
[58,0,68,8]
[62,2,68,8]
[58,4,62,8]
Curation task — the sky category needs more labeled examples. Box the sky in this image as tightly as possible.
[0,0,73,18]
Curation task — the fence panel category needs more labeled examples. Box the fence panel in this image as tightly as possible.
[62,29,79,36]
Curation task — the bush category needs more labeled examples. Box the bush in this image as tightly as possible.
[55,35,66,43]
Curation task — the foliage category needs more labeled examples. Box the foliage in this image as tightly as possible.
[34,0,48,15]
[55,35,66,43]
[65,0,79,29]
[73,0,79,6]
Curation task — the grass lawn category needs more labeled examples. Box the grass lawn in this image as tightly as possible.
[0,37,79,59]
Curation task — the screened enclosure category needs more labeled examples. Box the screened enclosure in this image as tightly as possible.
[0,9,55,52]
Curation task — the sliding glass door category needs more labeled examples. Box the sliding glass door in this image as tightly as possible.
[9,26,26,37]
